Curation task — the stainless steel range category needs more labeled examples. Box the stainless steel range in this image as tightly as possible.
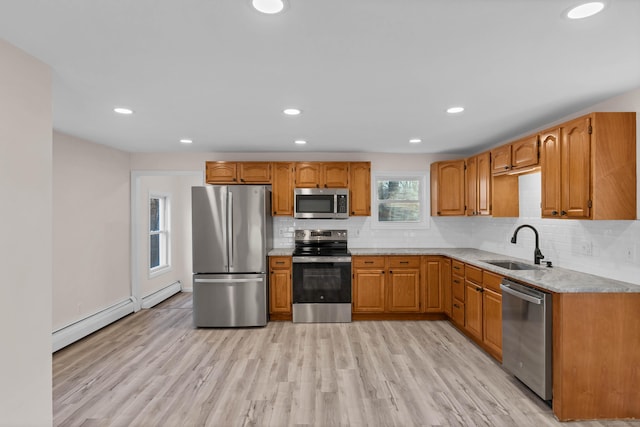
[291,229,352,323]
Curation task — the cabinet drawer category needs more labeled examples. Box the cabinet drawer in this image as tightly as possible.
[465,264,483,284]
[388,256,420,268]
[452,276,465,301]
[452,300,465,326]
[353,256,385,268]
[483,270,503,293]
[451,260,465,275]
[269,256,292,269]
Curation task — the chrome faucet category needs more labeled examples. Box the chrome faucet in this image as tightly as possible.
[511,224,545,265]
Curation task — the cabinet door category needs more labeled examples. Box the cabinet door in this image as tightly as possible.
[465,156,477,216]
[323,162,350,188]
[238,162,271,183]
[353,268,386,312]
[491,145,511,174]
[512,135,539,169]
[272,162,294,216]
[436,160,465,216]
[423,256,443,313]
[206,161,237,184]
[349,162,371,216]
[476,152,491,216]
[269,257,292,314]
[387,257,420,312]
[540,129,562,218]
[441,258,452,317]
[483,288,502,359]
[464,282,483,341]
[452,300,465,327]
[295,162,322,188]
[561,117,591,219]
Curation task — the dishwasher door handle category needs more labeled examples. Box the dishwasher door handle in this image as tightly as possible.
[500,283,543,305]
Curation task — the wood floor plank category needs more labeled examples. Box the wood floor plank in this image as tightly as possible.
[53,293,640,427]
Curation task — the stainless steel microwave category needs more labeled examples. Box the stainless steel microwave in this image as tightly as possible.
[294,188,349,219]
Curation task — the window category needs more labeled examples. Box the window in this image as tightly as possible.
[372,172,429,229]
[149,194,170,274]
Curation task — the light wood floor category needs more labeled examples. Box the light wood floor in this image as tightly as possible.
[53,293,639,427]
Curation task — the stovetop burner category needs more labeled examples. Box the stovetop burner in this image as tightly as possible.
[293,229,349,257]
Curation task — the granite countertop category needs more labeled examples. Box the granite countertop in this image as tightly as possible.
[268,247,640,294]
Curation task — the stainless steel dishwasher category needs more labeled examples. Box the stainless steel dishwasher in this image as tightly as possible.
[501,278,553,401]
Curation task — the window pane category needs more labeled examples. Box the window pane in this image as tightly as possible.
[150,234,160,268]
[150,198,160,231]
[377,180,420,201]
[378,202,420,222]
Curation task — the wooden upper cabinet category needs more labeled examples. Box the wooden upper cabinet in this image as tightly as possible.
[491,135,539,175]
[271,162,294,216]
[476,152,491,215]
[431,160,465,216]
[206,161,237,183]
[465,152,491,216]
[540,128,562,217]
[238,162,271,183]
[206,161,271,184]
[349,162,371,216]
[511,135,539,169]
[295,162,349,188]
[540,112,636,220]
[295,162,322,188]
[323,162,350,188]
[491,145,511,174]
[561,117,592,219]
[465,156,477,216]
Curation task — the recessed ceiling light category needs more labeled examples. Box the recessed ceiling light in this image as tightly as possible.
[252,0,285,14]
[409,138,422,144]
[180,139,193,144]
[447,106,465,114]
[113,107,133,115]
[566,2,605,19]
[283,108,301,116]
[294,140,307,145]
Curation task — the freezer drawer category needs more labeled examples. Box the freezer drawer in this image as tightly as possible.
[193,273,267,327]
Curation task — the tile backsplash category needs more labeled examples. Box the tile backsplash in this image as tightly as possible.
[274,172,640,286]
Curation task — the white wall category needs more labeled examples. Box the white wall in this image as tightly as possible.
[53,131,131,330]
[0,39,53,426]
[134,173,201,296]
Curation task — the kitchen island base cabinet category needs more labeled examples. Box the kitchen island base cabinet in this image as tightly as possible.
[552,293,640,421]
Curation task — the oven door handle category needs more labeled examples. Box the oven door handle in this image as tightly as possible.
[292,256,352,263]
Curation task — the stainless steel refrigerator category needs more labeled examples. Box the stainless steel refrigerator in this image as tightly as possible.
[191,185,272,327]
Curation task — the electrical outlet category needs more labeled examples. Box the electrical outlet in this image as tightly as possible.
[580,241,593,256]
[624,244,636,262]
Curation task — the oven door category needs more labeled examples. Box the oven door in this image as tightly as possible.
[292,256,352,303]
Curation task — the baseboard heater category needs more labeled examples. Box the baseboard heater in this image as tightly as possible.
[52,281,182,352]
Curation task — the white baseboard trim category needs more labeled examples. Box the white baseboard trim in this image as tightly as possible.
[141,281,182,309]
[52,297,135,353]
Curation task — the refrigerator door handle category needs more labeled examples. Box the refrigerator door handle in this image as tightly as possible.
[228,190,234,270]
[194,278,264,284]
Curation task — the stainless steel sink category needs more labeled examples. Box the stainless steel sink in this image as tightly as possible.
[482,260,541,270]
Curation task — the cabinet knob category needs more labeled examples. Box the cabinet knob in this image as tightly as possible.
[324,184,328,188]
[316,184,320,188]
[552,210,558,216]
[504,166,509,170]
[561,210,567,216]
[389,270,393,274]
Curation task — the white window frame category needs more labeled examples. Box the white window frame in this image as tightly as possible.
[371,171,430,229]
[149,192,171,277]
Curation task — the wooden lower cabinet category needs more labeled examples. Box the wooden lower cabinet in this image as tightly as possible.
[269,256,292,319]
[451,260,465,327]
[464,281,483,341]
[552,293,640,421]
[482,288,502,359]
[353,255,436,317]
[388,257,421,312]
[352,257,386,313]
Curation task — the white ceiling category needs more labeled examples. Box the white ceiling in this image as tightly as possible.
[1,0,639,154]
